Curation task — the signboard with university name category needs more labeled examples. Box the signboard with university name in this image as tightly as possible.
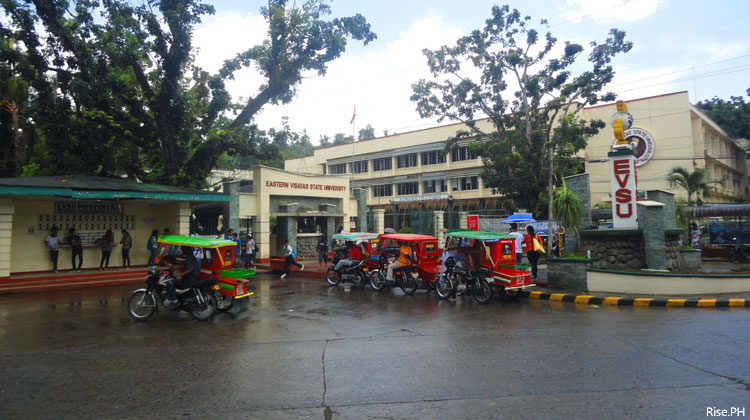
[55,201,123,214]
[611,127,656,167]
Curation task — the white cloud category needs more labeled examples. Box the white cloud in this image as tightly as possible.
[193,11,464,144]
[560,0,665,23]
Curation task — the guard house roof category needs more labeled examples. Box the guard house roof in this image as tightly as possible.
[0,175,229,202]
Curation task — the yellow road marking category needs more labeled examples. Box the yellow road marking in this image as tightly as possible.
[729,299,746,307]
[634,298,653,307]
[549,293,565,301]
[697,299,716,307]
[574,295,593,303]
[666,299,686,307]
[602,297,621,305]
[528,291,542,299]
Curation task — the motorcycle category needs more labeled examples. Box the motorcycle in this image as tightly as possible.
[326,254,368,288]
[367,253,418,295]
[435,257,493,303]
[127,268,219,321]
[730,236,749,263]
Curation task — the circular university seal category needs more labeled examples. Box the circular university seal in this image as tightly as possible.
[612,127,655,167]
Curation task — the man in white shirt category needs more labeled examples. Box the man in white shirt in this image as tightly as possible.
[508,223,524,265]
[45,226,60,273]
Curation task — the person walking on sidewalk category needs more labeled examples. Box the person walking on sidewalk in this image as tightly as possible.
[281,240,303,279]
[523,226,544,281]
[45,226,60,273]
[120,229,132,269]
[100,229,115,269]
[66,227,83,272]
[147,229,159,266]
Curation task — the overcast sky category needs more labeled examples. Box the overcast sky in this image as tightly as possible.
[192,0,750,144]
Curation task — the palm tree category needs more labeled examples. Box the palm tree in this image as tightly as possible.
[552,180,583,254]
[666,166,723,206]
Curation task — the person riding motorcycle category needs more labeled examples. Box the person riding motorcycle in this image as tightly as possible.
[334,240,366,272]
[163,245,199,308]
[386,242,413,281]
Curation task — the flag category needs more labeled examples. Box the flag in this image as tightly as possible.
[350,107,356,124]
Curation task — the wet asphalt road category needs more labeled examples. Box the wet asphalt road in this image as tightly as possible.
[0,273,748,420]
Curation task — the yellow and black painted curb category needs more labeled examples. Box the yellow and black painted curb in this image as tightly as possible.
[517,290,749,308]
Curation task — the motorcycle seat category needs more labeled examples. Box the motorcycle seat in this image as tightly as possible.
[394,265,415,273]
[185,277,216,289]
[470,268,491,277]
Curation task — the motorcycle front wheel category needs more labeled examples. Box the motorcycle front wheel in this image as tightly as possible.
[190,292,218,321]
[127,289,156,321]
[473,279,493,304]
[326,268,341,286]
[435,275,453,300]
[401,276,417,295]
[369,271,385,291]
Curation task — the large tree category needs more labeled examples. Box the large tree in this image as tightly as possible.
[0,0,375,186]
[695,89,750,140]
[411,5,632,226]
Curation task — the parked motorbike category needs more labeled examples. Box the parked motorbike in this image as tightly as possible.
[326,254,368,288]
[367,253,418,295]
[730,236,749,263]
[435,257,493,303]
[127,268,218,321]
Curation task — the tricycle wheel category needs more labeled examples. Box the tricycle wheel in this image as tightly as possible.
[435,275,453,300]
[127,289,156,321]
[326,268,341,286]
[355,271,367,288]
[215,292,234,312]
[190,292,217,321]
[473,279,493,304]
[401,276,417,295]
[500,287,519,300]
[369,271,385,291]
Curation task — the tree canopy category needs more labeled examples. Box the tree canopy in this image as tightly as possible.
[0,0,375,186]
[411,5,631,217]
[695,89,750,140]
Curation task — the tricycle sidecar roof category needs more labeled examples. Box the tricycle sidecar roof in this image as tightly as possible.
[157,235,236,249]
[445,229,513,241]
[332,232,379,241]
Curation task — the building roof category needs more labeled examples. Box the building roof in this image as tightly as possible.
[0,175,229,202]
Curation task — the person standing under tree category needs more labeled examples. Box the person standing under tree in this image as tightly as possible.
[281,240,303,279]
[45,226,60,273]
[690,223,702,249]
[120,230,132,269]
[100,229,115,269]
[66,227,83,272]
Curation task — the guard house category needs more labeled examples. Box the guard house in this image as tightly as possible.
[0,175,229,279]
[207,165,357,262]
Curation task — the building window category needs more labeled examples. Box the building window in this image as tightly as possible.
[397,182,419,195]
[372,184,393,197]
[421,150,446,166]
[396,153,418,168]
[423,180,447,193]
[352,160,368,174]
[451,176,478,191]
[329,163,347,174]
[451,146,477,162]
[372,157,392,171]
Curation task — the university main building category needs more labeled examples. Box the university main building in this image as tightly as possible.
[285,92,749,234]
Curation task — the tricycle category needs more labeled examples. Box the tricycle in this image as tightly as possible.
[127,235,254,321]
[438,229,533,301]
[327,232,379,288]
[368,233,441,294]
